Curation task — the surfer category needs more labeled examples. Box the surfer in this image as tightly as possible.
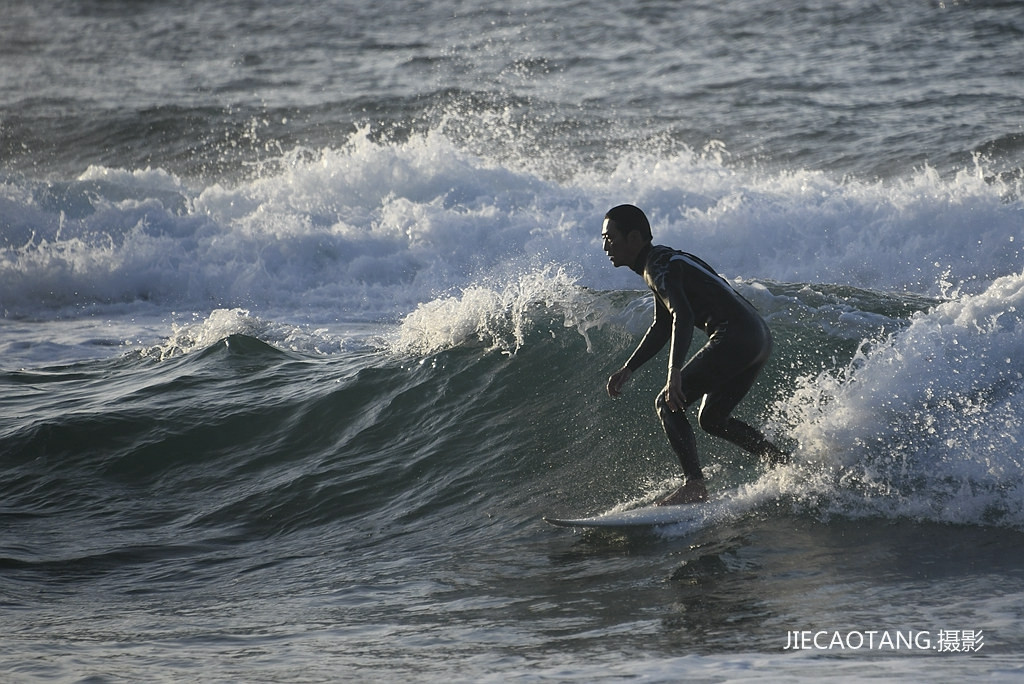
[602,204,787,505]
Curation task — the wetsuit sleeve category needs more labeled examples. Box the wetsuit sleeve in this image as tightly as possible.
[625,297,671,371]
[661,262,696,371]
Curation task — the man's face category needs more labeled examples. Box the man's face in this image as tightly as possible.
[602,218,640,268]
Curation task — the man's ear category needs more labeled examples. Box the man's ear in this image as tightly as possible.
[626,230,647,249]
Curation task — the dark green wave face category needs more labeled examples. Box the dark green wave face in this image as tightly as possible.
[4,275,1019,551]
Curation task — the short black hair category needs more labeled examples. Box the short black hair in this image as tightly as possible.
[604,204,652,241]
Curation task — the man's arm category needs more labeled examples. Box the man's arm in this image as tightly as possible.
[661,262,695,373]
[607,298,671,398]
[659,260,696,411]
[626,298,671,372]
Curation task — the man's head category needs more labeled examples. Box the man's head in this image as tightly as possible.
[602,204,652,268]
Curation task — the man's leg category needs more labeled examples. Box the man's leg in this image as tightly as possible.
[655,394,708,504]
[697,365,787,464]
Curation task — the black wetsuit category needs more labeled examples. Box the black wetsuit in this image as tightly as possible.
[625,244,781,480]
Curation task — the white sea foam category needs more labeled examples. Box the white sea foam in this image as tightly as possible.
[774,270,1024,528]
[3,128,1021,327]
[140,307,375,360]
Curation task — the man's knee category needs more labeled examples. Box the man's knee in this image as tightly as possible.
[655,393,670,418]
[697,406,729,436]
[657,389,702,415]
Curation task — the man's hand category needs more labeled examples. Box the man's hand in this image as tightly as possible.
[662,368,687,412]
[607,367,633,398]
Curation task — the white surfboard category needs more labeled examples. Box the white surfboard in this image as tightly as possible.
[544,495,733,531]
[543,476,787,533]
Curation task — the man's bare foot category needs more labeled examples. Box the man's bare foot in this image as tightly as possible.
[657,479,708,506]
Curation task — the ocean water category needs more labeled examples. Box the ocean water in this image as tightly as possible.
[3,0,1024,681]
